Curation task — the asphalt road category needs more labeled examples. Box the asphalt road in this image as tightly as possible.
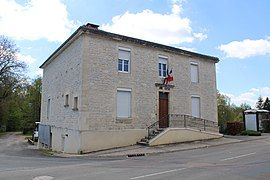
[0,132,270,180]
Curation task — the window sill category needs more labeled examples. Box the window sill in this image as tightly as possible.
[118,71,130,74]
[116,118,132,124]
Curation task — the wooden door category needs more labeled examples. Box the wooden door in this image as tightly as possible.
[159,92,169,128]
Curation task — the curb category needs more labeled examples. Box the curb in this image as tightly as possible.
[96,136,269,158]
[50,136,268,159]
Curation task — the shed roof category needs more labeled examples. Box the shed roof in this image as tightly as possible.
[244,109,270,113]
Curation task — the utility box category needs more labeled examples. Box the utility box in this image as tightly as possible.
[243,109,270,131]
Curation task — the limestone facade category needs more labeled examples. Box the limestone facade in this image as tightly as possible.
[40,24,218,153]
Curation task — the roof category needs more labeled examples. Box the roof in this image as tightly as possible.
[244,109,270,113]
[40,23,219,68]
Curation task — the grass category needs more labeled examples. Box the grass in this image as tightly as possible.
[40,149,55,156]
[240,130,261,136]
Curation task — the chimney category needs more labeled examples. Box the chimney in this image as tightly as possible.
[85,23,99,30]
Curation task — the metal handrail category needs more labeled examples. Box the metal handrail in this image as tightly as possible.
[169,114,219,132]
[147,114,219,138]
[147,115,169,138]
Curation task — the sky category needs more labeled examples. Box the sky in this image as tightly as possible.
[0,0,269,107]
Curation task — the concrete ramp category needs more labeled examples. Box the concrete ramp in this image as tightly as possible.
[148,128,223,146]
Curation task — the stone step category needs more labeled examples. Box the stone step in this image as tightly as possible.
[140,138,149,142]
[138,128,165,146]
[137,141,149,146]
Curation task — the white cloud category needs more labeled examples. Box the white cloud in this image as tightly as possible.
[101,1,206,45]
[223,87,270,107]
[178,46,195,52]
[193,33,207,41]
[172,3,182,15]
[0,0,76,42]
[36,69,43,76]
[218,38,270,59]
[17,53,36,64]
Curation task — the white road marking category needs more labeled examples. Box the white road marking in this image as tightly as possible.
[220,152,256,161]
[32,176,54,180]
[130,168,187,179]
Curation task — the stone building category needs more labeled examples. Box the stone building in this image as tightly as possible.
[39,23,221,153]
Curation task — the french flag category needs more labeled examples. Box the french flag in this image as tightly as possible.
[164,69,173,84]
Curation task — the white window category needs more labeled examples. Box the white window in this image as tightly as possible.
[118,48,130,73]
[47,99,51,119]
[117,88,131,118]
[73,97,78,110]
[159,56,168,77]
[64,94,69,107]
[190,63,199,83]
[191,96,200,118]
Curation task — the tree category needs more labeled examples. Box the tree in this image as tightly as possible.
[240,103,251,110]
[21,77,42,133]
[217,91,234,133]
[0,36,26,131]
[256,96,264,109]
[217,91,252,133]
[0,35,26,102]
[263,97,270,111]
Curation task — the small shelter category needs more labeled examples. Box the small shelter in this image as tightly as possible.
[243,109,270,131]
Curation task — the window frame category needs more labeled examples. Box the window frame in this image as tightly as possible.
[64,94,69,107]
[118,47,131,73]
[47,98,51,119]
[158,56,168,78]
[73,96,78,111]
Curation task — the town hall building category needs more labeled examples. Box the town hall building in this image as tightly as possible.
[39,23,221,153]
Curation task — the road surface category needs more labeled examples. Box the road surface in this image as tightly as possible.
[0,132,270,180]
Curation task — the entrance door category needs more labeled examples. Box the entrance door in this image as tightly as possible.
[159,92,169,128]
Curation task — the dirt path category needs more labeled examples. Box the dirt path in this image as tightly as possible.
[0,132,43,157]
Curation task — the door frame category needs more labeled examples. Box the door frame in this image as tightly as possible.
[158,91,169,128]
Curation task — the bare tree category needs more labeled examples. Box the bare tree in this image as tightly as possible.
[0,36,26,101]
[0,36,26,77]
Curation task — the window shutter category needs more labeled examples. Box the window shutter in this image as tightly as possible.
[117,91,131,118]
[191,97,200,118]
[191,64,199,83]
[119,49,130,60]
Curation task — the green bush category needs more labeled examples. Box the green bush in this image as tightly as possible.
[226,121,244,135]
[262,120,270,133]
[240,130,261,136]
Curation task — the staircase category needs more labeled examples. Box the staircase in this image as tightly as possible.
[137,114,220,146]
[138,128,164,145]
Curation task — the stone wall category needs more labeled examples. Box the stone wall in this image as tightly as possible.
[80,32,217,131]
[40,30,218,153]
[40,35,84,130]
